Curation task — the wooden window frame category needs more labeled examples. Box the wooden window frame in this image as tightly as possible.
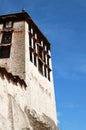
[1,32,12,44]
[4,21,13,29]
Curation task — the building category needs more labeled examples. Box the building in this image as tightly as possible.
[0,11,58,130]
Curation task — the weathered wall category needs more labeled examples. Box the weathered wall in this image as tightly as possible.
[0,71,28,130]
[25,22,57,124]
[0,69,58,130]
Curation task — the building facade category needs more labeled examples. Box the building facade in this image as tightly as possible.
[0,11,58,130]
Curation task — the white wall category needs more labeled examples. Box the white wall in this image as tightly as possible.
[25,22,57,124]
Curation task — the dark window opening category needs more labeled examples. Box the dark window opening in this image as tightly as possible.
[44,54,46,63]
[43,43,45,49]
[38,60,43,74]
[4,21,13,29]
[38,46,42,59]
[33,40,36,50]
[37,37,41,45]
[29,37,32,47]
[33,29,35,36]
[29,25,31,32]
[46,46,48,52]
[48,70,50,81]
[2,32,12,44]
[47,57,49,66]
[0,45,11,58]
[30,51,33,62]
[44,67,47,77]
[34,55,37,66]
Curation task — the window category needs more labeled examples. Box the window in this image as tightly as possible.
[35,33,37,39]
[48,69,50,81]
[2,32,12,44]
[28,27,51,81]
[0,45,11,58]
[44,66,47,77]
[4,21,13,29]
[29,25,31,32]
[47,56,49,66]
[31,28,33,34]
[38,46,42,59]
[44,54,46,62]
[34,54,37,66]
[29,37,32,47]
[38,59,43,74]
[33,40,36,50]
[0,31,12,59]
[41,41,43,47]
[30,51,33,62]
[33,29,35,36]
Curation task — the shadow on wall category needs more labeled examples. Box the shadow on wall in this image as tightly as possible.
[25,107,59,130]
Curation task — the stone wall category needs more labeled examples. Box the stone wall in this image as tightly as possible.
[0,68,28,130]
[0,67,58,130]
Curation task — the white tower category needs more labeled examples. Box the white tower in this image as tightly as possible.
[0,11,58,130]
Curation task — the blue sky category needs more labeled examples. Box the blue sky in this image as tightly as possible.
[0,0,86,130]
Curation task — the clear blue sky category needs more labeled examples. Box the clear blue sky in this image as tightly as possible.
[0,0,86,130]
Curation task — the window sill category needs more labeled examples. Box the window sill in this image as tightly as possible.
[0,43,11,46]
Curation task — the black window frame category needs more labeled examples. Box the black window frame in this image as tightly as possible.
[1,32,12,44]
[4,21,13,29]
